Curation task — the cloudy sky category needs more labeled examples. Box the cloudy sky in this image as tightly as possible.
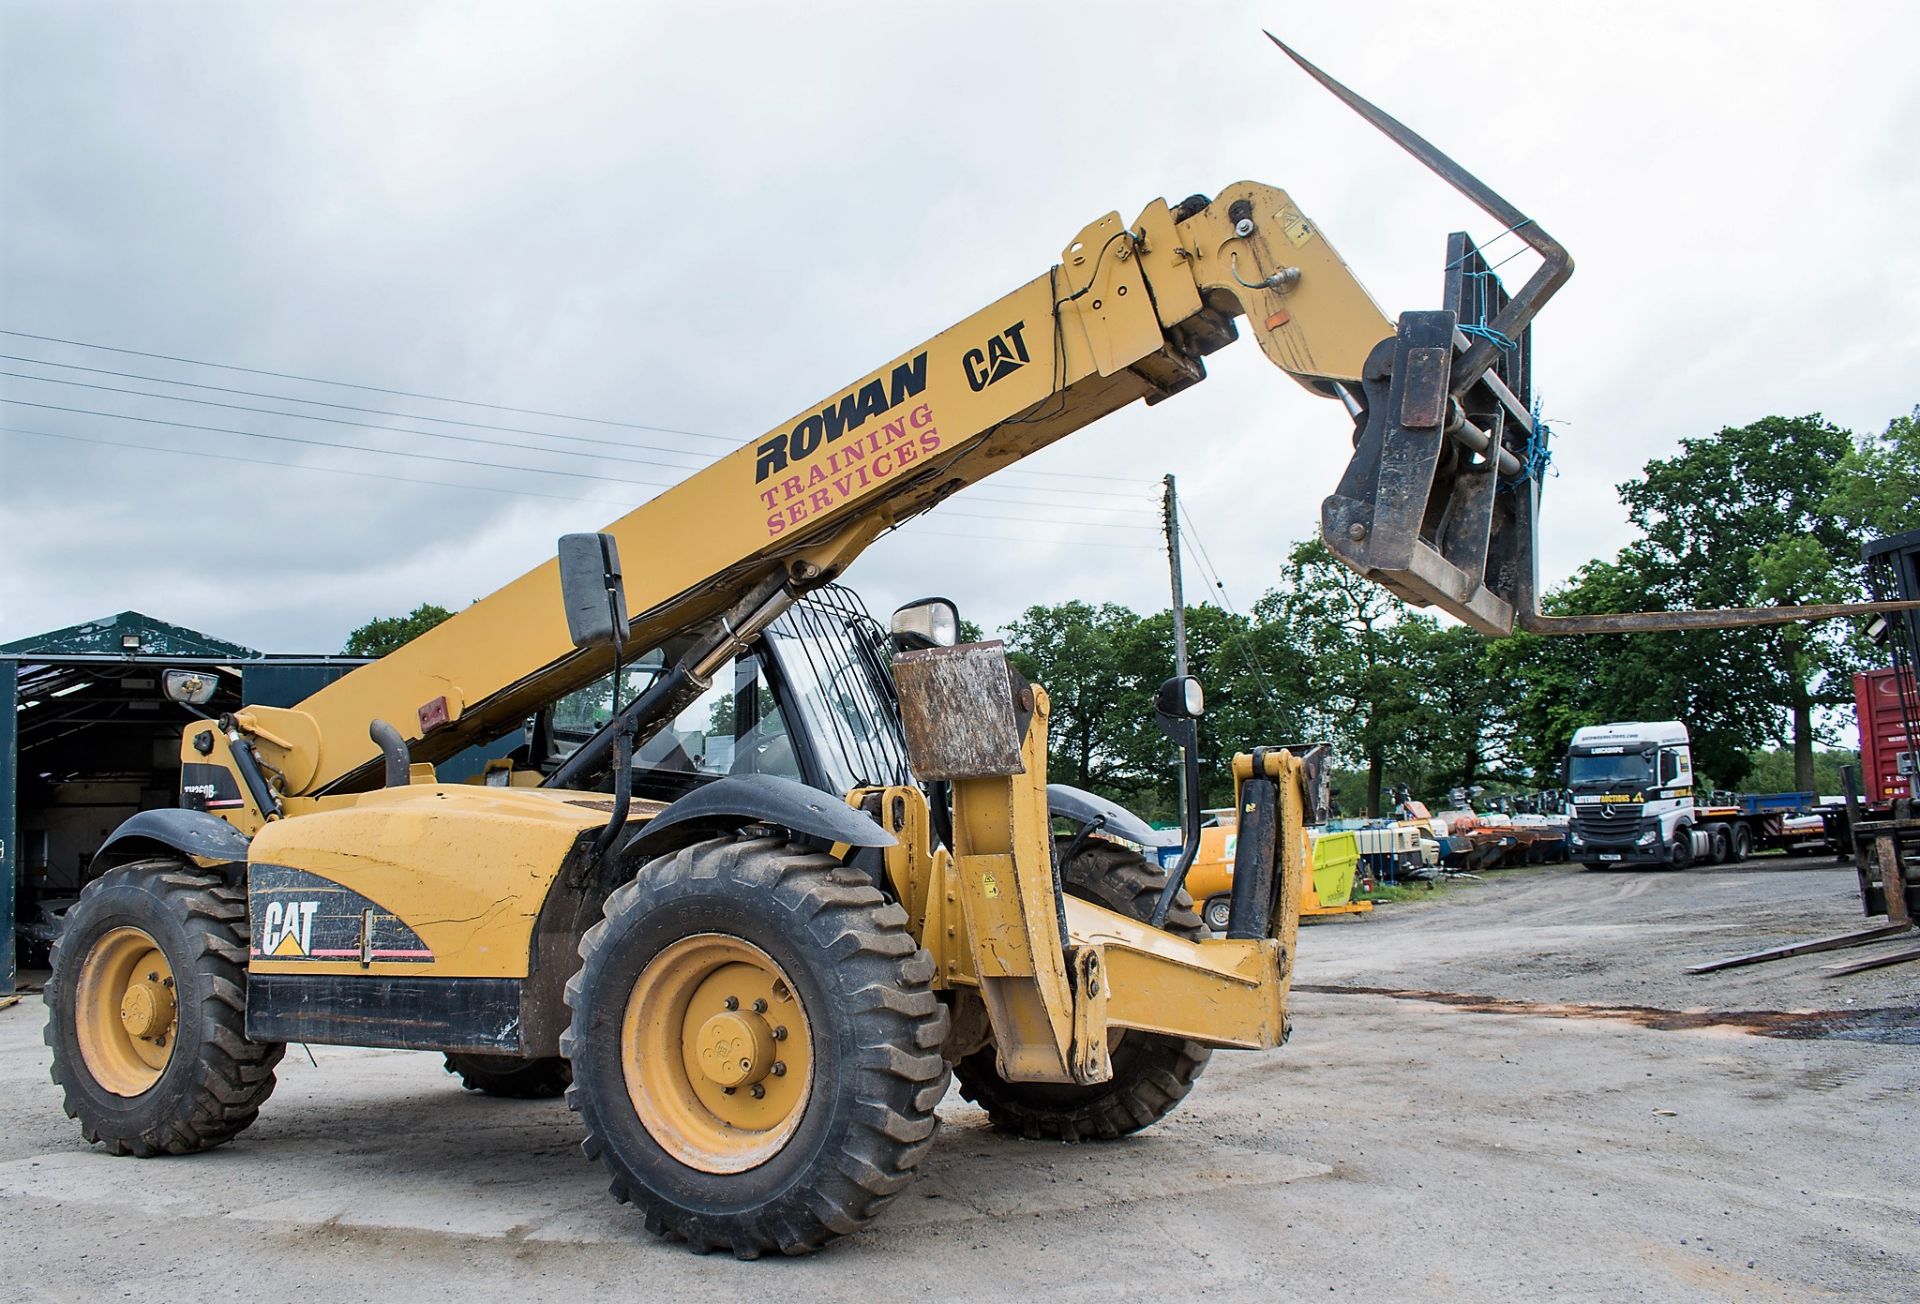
[3,1,1917,656]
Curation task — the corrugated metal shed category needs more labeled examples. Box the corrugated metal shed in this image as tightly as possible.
[1,614,367,993]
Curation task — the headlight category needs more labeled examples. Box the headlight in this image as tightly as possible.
[1569,831,1583,846]
[890,597,960,649]
[1637,828,1657,846]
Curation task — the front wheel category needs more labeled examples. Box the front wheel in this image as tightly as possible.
[953,838,1211,1142]
[44,860,283,1156]
[562,834,950,1257]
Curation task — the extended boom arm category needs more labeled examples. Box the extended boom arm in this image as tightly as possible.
[246,180,1406,801]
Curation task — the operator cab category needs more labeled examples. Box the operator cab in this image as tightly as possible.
[524,585,915,807]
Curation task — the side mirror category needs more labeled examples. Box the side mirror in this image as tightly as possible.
[162,669,217,706]
[558,533,629,651]
[890,597,960,650]
[1154,675,1205,722]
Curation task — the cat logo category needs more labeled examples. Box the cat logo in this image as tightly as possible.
[962,321,1030,392]
[261,899,319,958]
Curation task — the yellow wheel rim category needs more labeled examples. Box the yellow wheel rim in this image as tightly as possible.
[74,926,177,1097]
[622,934,813,1174]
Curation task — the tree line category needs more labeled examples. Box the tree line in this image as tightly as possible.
[339,409,1916,818]
[1000,409,1918,818]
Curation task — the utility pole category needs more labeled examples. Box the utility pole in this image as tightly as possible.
[1163,474,1189,678]
[1164,474,1191,829]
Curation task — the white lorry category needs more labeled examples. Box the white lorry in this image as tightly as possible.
[1564,720,1709,869]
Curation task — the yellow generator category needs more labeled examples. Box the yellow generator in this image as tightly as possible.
[43,40,1576,1256]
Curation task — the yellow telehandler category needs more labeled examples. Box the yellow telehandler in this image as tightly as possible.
[43,38,1572,1255]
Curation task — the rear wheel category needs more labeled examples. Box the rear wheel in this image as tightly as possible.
[953,838,1212,1141]
[1729,824,1753,862]
[44,860,283,1156]
[562,834,949,1257]
[444,1053,571,1099]
[1703,824,1730,865]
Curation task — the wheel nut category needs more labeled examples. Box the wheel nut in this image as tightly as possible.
[724,996,739,1011]
[772,1026,787,1041]
[751,999,767,1014]
[771,1062,786,1077]
[750,1084,765,1099]
[722,1086,736,1095]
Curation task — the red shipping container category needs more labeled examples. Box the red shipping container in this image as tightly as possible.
[1854,667,1917,803]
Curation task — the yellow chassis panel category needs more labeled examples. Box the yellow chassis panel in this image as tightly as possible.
[246,785,603,979]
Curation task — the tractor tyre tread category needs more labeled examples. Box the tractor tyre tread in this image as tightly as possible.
[562,834,950,1258]
[954,837,1211,1142]
[44,859,283,1157]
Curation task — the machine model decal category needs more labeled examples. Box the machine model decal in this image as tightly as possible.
[753,352,930,483]
[962,321,1030,391]
[181,762,245,812]
[249,863,434,963]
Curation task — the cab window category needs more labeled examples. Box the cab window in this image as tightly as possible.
[547,650,801,783]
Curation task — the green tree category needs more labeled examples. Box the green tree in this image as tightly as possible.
[1001,600,1148,798]
[1742,746,1858,797]
[1827,406,1920,537]
[1261,538,1423,816]
[342,603,456,658]
[1618,413,1869,791]
[1497,556,1777,787]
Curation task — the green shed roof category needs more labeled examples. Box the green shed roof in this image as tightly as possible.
[0,610,257,659]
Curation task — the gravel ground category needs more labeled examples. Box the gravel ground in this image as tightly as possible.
[2,853,1913,1302]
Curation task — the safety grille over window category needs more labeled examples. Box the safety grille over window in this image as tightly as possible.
[766,585,914,795]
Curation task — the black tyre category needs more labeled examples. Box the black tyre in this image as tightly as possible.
[1669,830,1694,871]
[1729,824,1753,862]
[1701,825,1726,865]
[44,860,283,1156]
[444,1052,572,1099]
[953,837,1211,1142]
[562,834,950,1257]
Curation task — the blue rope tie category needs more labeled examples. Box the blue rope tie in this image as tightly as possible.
[1458,322,1520,353]
[1521,400,1555,484]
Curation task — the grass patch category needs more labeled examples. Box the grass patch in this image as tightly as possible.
[1351,880,1447,905]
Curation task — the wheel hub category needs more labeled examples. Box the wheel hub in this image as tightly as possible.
[694,1009,777,1088]
[74,926,178,1096]
[118,976,175,1041]
[621,934,814,1174]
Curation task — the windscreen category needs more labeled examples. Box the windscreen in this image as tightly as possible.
[1568,751,1653,787]
[764,586,913,797]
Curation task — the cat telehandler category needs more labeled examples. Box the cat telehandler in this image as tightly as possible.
[43,38,1577,1256]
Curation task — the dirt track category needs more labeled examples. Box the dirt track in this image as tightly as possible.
[3,853,1913,1302]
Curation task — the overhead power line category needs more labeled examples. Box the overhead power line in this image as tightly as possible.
[0,424,643,508]
[0,327,737,446]
[0,397,683,489]
[0,327,1161,493]
[0,424,1147,555]
[0,370,709,474]
[0,352,1168,504]
[0,352,712,463]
